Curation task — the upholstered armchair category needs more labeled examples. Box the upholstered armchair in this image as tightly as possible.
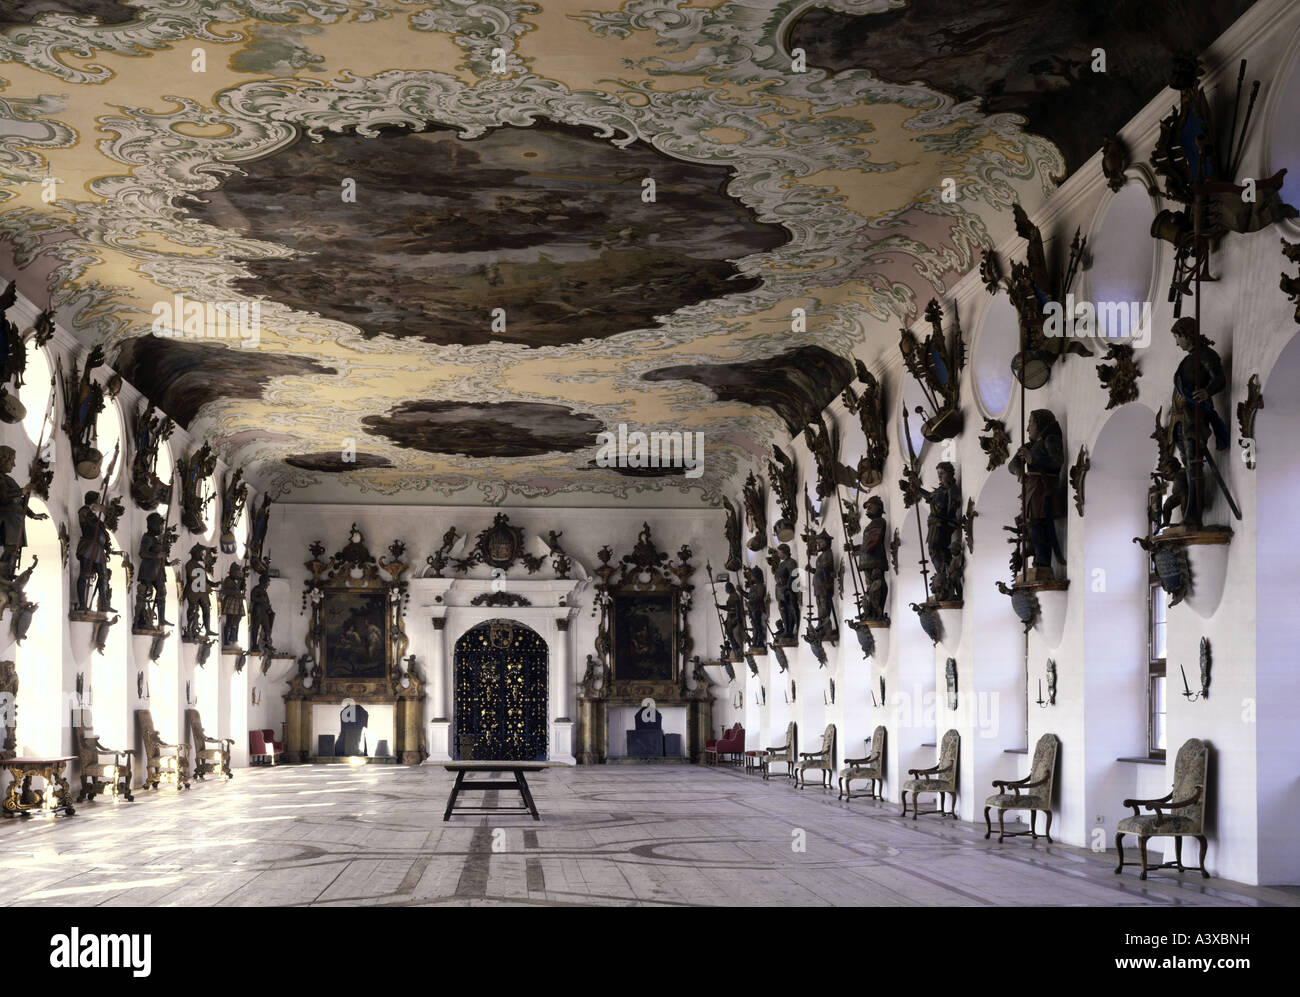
[705,723,741,765]
[72,708,134,802]
[838,725,886,801]
[186,709,234,781]
[763,722,797,781]
[250,729,281,766]
[1115,737,1210,881]
[900,729,959,819]
[136,709,191,790]
[984,732,1059,842]
[715,724,745,765]
[797,724,836,789]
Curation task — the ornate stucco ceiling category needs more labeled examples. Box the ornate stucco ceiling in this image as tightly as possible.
[0,0,1253,504]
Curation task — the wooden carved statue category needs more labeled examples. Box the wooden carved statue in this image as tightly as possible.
[804,413,855,501]
[59,346,111,479]
[73,489,114,615]
[806,528,837,643]
[767,445,799,542]
[743,564,768,649]
[1165,317,1235,529]
[176,443,217,535]
[842,361,888,487]
[219,468,247,555]
[0,282,28,424]
[767,542,800,642]
[247,570,275,652]
[218,562,246,649]
[714,578,746,660]
[0,445,47,588]
[902,460,963,603]
[899,299,965,441]
[721,495,742,572]
[1150,56,1296,309]
[180,543,217,641]
[742,471,767,552]
[857,495,889,623]
[128,401,174,510]
[133,511,178,631]
[1008,409,1066,582]
[247,493,272,574]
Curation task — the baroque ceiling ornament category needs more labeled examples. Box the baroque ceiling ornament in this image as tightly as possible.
[0,0,1068,504]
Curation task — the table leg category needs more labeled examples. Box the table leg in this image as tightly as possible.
[513,770,540,821]
[443,769,466,821]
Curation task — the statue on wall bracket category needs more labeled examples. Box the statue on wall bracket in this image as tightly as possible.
[133,510,178,634]
[899,298,965,441]
[767,445,799,543]
[743,563,769,654]
[802,526,837,648]
[0,444,48,636]
[180,542,217,643]
[176,442,217,535]
[1148,56,1296,313]
[128,401,174,510]
[218,562,246,650]
[247,493,273,576]
[742,471,767,552]
[58,345,112,480]
[721,495,742,572]
[767,542,800,648]
[804,413,856,501]
[842,361,888,488]
[0,282,30,424]
[1283,239,1300,325]
[980,205,1089,389]
[219,468,247,555]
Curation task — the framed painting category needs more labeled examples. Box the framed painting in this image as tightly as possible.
[321,589,390,687]
[611,591,678,684]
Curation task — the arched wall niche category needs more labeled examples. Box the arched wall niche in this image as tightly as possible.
[18,338,52,445]
[1256,328,1300,884]
[972,290,1019,419]
[14,498,62,756]
[1264,23,1300,221]
[1084,179,1160,340]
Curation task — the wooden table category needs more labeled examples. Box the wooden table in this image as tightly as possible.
[0,756,77,818]
[441,761,564,821]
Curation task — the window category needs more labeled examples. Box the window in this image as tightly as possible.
[1147,576,1167,757]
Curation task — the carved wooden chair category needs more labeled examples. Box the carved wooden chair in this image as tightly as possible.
[1115,737,1210,881]
[136,709,190,790]
[839,725,886,800]
[72,708,134,802]
[797,724,836,789]
[900,729,959,819]
[984,732,1059,841]
[186,709,234,781]
[763,722,797,781]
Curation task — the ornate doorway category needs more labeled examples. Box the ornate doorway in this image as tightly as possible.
[454,619,549,761]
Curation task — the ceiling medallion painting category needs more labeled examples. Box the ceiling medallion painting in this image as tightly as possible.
[0,0,1073,504]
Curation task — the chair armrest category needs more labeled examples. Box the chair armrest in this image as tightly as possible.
[1122,791,1174,817]
[908,763,939,777]
[843,755,869,765]
[799,750,827,760]
[765,743,789,753]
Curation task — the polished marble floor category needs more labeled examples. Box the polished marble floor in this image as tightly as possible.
[1,763,1295,907]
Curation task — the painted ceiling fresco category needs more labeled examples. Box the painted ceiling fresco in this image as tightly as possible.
[0,0,1249,503]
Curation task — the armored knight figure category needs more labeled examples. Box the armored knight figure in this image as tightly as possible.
[247,570,274,652]
[743,564,768,648]
[181,543,217,639]
[218,562,246,648]
[0,445,46,581]
[717,579,746,659]
[74,490,113,613]
[1168,317,1230,528]
[1009,408,1066,580]
[134,512,177,630]
[810,529,837,640]
[247,493,272,573]
[905,461,962,601]
[858,495,889,622]
[769,543,800,640]
[721,496,742,572]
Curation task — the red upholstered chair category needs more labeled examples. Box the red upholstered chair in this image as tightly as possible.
[264,728,284,756]
[705,723,741,766]
[250,729,282,766]
[716,724,745,765]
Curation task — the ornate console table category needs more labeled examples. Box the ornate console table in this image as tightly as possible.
[0,756,77,818]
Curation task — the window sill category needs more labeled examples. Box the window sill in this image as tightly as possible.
[920,742,936,747]
[1004,748,1028,755]
[1116,755,1165,766]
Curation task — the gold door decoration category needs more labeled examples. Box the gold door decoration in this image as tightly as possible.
[454,619,548,761]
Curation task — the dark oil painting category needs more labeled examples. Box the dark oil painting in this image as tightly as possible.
[612,592,676,683]
[322,590,388,681]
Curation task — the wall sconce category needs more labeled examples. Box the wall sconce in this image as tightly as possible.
[1181,637,1211,701]
[1037,658,1057,708]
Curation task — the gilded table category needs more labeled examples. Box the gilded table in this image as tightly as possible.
[0,756,77,818]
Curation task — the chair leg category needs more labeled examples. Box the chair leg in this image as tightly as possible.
[1044,809,1053,843]
[1114,832,1125,873]
[1197,835,1209,878]
[997,809,1006,842]
[1029,810,1038,839]
[983,806,992,839]
[1174,836,1184,871]
[899,790,908,818]
[1137,836,1150,880]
